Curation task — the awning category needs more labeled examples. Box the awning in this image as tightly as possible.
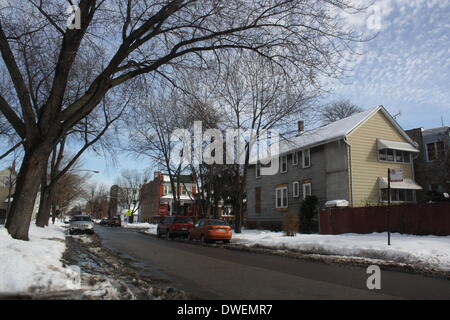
[378,177,423,190]
[377,139,419,153]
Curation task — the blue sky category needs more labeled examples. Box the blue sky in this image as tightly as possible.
[86,0,450,186]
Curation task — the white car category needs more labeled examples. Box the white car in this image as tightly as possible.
[69,215,94,235]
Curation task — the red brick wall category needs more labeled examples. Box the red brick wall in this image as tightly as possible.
[320,202,450,236]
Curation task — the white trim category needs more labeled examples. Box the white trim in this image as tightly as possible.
[293,181,300,198]
[292,152,299,166]
[302,149,311,168]
[302,183,312,199]
[281,155,288,173]
[275,186,288,208]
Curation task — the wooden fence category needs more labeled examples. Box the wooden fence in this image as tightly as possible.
[319,202,450,236]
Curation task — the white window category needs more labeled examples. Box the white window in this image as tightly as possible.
[163,184,172,195]
[378,149,411,163]
[281,155,288,173]
[255,163,261,179]
[275,186,288,208]
[293,181,300,198]
[302,183,312,199]
[302,149,311,168]
[292,152,299,166]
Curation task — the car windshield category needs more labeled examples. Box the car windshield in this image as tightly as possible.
[207,219,227,226]
[72,216,91,222]
[174,217,193,224]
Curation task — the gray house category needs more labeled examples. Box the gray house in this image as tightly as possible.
[246,107,422,229]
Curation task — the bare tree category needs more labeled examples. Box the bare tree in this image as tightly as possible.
[83,183,109,219]
[115,169,150,222]
[0,0,367,240]
[321,99,363,124]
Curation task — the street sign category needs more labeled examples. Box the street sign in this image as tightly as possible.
[125,210,132,217]
[389,168,403,182]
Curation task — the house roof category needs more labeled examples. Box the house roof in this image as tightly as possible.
[277,106,417,155]
[422,126,449,138]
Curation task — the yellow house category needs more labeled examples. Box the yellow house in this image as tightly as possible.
[345,106,422,206]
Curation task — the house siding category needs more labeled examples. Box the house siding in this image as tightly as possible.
[246,141,350,226]
[347,110,415,206]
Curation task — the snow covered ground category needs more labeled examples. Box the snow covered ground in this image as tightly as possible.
[231,230,450,272]
[0,222,80,295]
[144,224,450,272]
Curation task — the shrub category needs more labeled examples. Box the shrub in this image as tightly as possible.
[300,195,318,233]
[283,212,300,236]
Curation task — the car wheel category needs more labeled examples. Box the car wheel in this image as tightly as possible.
[223,240,230,244]
[69,230,74,235]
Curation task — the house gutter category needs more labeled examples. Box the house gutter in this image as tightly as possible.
[344,137,354,207]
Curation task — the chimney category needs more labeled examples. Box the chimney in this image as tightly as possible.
[298,120,305,134]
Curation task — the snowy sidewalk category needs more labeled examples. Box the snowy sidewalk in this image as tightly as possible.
[0,222,80,295]
[231,230,450,272]
[144,224,450,272]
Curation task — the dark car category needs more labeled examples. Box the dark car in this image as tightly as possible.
[99,218,110,225]
[157,216,194,239]
[109,217,121,227]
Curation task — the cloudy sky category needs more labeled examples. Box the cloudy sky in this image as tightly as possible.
[83,0,450,186]
[3,0,446,186]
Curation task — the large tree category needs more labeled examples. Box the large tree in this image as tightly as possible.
[0,0,366,240]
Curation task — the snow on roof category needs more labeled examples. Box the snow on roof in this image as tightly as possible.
[278,107,378,154]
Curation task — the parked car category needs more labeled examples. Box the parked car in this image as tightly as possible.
[69,215,94,235]
[99,218,110,225]
[63,216,72,224]
[188,219,232,243]
[109,217,122,227]
[157,216,194,239]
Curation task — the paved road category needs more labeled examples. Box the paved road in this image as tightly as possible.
[95,226,450,300]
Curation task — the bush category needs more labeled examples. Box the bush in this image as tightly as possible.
[300,195,318,233]
[283,212,300,236]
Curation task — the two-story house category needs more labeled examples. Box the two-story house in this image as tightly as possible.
[406,126,450,200]
[246,106,423,229]
[139,171,198,222]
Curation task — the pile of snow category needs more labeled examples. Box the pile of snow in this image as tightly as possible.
[0,222,80,295]
[232,230,450,271]
[145,224,158,235]
[123,222,153,229]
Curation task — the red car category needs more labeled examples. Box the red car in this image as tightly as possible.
[188,219,232,244]
[157,216,194,239]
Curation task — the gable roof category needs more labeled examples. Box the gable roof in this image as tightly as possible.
[278,106,417,155]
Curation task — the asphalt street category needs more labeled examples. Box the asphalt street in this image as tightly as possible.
[95,225,450,300]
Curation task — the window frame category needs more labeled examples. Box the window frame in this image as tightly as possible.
[292,152,299,166]
[293,181,300,198]
[302,183,312,200]
[281,155,288,173]
[378,149,412,164]
[302,148,311,168]
[275,186,288,209]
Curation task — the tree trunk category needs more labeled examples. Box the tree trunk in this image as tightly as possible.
[36,186,52,227]
[6,146,51,240]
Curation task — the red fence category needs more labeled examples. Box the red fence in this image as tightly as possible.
[319,202,450,236]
